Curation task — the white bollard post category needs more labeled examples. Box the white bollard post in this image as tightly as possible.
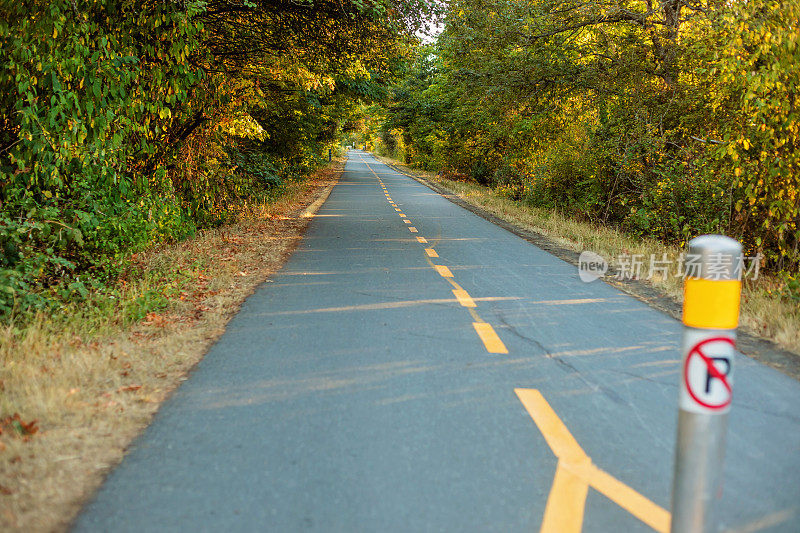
[671,235,743,532]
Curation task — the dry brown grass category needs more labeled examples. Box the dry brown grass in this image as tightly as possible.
[374,155,800,355]
[0,161,342,532]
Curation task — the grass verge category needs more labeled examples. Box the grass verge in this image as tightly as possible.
[374,154,800,359]
[0,160,342,532]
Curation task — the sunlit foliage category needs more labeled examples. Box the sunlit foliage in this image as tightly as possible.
[0,0,426,314]
[379,0,799,271]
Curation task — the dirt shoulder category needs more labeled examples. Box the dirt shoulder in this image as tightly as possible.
[375,155,800,381]
[0,161,342,532]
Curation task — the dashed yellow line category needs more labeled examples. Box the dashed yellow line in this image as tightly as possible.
[472,322,508,354]
[434,264,453,278]
[452,289,476,307]
[515,389,670,533]
[366,157,510,359]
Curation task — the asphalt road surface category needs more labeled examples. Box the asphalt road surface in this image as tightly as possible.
[74,151,800,532]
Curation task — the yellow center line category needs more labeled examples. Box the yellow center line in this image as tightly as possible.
[515,389,670,533]
[472,322,508,354]
[452,289,476,307]
[434,264,453,277]
[364,157,511,359]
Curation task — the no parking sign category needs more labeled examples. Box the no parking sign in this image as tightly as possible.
[679,330,735,413]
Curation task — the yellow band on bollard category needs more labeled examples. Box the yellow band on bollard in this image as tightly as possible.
[682,278,742,329]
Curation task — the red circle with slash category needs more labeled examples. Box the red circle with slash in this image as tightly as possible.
[684,336,734,410]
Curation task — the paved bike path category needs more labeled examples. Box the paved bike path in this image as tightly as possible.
[74,152,800,532]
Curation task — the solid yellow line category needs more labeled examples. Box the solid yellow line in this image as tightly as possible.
[514,389,589,465]
[416,237,428,243]
[409,227,418,233]
[582,464,670,533]
[540,462,589,533]
[425,248,439,258]
[452,289,476,307]
[434,265,453,278]
[472,322,508,354]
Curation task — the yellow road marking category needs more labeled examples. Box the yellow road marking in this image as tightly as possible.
[452,289,476,307]
[578,464,670,533]
[434,265,453,278]
[364,156,513,361]
[514,389,670,533]
[516,389,588,464]
[472,322,508,354]
[541,464,589,533]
